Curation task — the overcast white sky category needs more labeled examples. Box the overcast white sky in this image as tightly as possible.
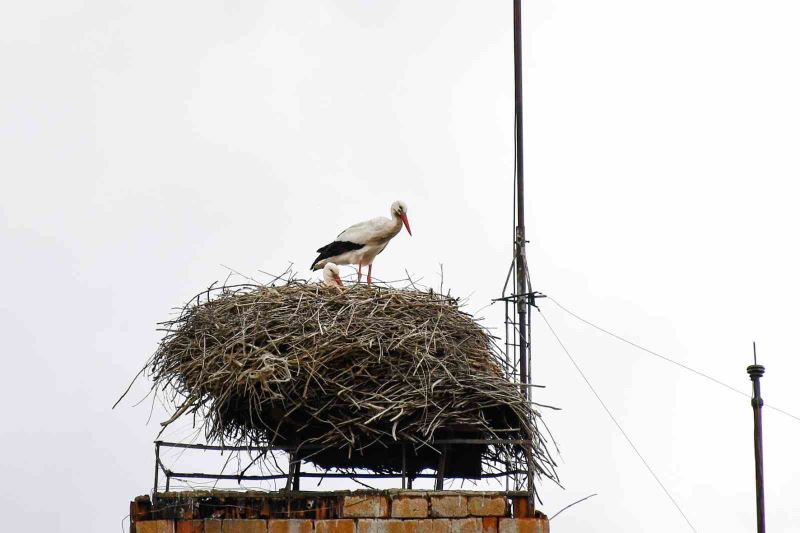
[2,1,799,532]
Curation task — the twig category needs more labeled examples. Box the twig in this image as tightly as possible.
[550,493,597,520]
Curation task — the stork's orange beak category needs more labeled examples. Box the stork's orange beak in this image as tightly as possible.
[334,274,343,287]
[400,213,412,236]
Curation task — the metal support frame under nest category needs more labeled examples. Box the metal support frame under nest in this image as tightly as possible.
[152,439,535,494]
[496,283,545,501]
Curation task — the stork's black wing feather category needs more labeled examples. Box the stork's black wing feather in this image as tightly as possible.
[311,240,364,269]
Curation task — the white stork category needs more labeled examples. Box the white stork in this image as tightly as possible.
[321,263,344,288]
[311,200,411,285]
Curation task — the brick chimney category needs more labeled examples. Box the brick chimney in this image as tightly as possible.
[130,490,549,533]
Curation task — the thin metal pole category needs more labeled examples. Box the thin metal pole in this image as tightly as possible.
[435,445,447,490]
[293,457,301,491]
[285,453,295,491]
[153,442,160,494]
[513,0,528,402]
[513,0,536,508]
[747,342,766,533]
[401,444,407,490]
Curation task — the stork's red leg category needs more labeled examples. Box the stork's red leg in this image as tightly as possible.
[357,264,362,282]
[367,264,373,285]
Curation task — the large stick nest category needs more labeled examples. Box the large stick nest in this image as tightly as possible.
[147,279,557,481]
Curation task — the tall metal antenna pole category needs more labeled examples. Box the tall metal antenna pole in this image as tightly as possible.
[512,0,536,509]
[747,342,766,533]
[513,0,528,401]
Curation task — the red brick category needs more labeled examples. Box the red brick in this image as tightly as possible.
[223,519,267,533]
[391,495,428,518]
[481,518,498,533]
[358,518,390,533]
[431,521,448,533]
[343,495,389,518]
[315,497,339,519]
[357,519,386,533]
[498,518,549,533]
[316,519,356,533]
[449,519,481,533]
[511,496,541,518]
[136,521,175,533]
[203,518,222,533]
[358,519,433,533]
[176,520,203,533]
[401,520,434,533]
[205,520,222,533]
[131,498,153,523]
[268,519,313,533]
[468,497,506,517]
[431,496,468,518]
[509,499,529,519]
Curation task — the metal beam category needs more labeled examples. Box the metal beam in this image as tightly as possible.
[164,470,531,482]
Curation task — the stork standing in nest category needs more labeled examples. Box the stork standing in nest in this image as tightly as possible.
[311,201,411,285]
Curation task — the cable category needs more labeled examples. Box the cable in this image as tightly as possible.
[550,493,598,520]
[546,297,800,423]
[538,309,699,533]
[548,297,745,395]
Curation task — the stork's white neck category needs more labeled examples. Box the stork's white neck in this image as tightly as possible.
[388,211,403,233]
[363,212,402,244]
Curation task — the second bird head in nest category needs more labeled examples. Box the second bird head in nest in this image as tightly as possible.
[322,263,344,288]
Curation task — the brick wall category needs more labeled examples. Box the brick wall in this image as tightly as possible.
[131,491,549,533]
